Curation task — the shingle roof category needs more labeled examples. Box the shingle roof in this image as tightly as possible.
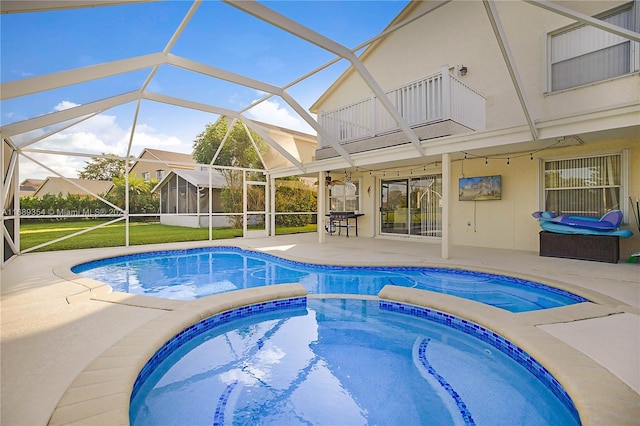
[142,148,196,167]
[33,177,114,198]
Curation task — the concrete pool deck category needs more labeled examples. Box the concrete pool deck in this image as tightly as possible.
[1,233,639,424]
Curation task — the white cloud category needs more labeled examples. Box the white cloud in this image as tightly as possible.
[18,101,194,180]
[246,96,315,135]
[53,100,80,111]
[126,124,184,152]
[16,95,323,181]
[20,151,86,181]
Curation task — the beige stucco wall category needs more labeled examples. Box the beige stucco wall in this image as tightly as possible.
[449,155,536,251]
[129,151,195,182]
[313,0,636,134]
[311,0,638,260]
[338,138,638,260]
[449,138,639,258]
[262,130,317,168]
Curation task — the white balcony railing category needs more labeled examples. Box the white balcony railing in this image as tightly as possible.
[318,67,486,148]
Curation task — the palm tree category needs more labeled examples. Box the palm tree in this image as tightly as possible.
[109,175,156,214]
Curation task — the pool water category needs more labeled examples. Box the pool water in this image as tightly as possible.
[72,246,588,312]
[130,298,580,425]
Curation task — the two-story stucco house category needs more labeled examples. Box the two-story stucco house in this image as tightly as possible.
[129,148,197,183]
[1,0,637,262]
[280,0,638,260]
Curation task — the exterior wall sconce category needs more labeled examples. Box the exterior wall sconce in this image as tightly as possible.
[459,65,468,76]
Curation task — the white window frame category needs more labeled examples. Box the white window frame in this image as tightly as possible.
[539,150,629,222]
[328,178,361,213]
[544,2,639,93]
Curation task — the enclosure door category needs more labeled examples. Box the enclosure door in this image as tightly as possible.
[244,176,268,238]
[380,179,408,234]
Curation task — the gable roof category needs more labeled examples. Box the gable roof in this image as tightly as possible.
[33,177,114,199]
[141,148,195,165]
[251,120,316,141]
[19,178,46,197]
[134,148,196,170]
[20,178,45,191]
[309,1,421,113]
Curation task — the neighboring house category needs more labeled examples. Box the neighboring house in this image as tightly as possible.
[249,119,317,166]
[33,177,114,198]
[152,169,228,228]
[19,178,44,197]
[129,148,202,227]
[308,1,639,258]
[129,148,196,182]
[144,123,317,228]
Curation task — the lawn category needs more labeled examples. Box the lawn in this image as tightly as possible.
[19,220,317,252]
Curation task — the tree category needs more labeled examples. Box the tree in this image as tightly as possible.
[77,154,128,180]
[193,118,264,170]
[107,175,159,215]
[193,118,267,227]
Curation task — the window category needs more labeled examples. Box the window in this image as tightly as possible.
[156,169,164,180]
[549,4,638,92]
[329,180,360,212]
[141,172,150,181]
[543,153,624,218]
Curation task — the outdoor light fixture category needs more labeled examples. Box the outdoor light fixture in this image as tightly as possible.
[459,65,468,76]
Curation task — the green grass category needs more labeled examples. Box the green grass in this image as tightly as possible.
[19,219,316,252]
[275,223,317,235]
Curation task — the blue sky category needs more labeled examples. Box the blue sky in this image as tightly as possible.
[1,0,409,179]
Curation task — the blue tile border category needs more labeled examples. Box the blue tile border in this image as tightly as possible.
[418,337,476,425]
[131,295,581,426]
[72,245,589,305]
[130,296,307,403]
[213,381,238,426]
[380,300,581,425]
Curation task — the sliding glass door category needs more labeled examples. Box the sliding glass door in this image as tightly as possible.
[381,180,408,234]
[380,174,442,237]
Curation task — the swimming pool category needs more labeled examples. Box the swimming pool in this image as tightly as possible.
[72,246,588,312]
[130,298,580,425]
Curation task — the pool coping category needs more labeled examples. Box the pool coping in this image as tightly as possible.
[47,282,638,425]
[379,286,639,426]
[53,243,635,312]
[48,284,309,425]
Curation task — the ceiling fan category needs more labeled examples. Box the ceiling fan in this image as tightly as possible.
[315,172,345,186]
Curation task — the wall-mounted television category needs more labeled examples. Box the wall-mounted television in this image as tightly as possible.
[458,175,502,201]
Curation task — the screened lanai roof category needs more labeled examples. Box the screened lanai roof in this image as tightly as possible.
[0,0,411,181]
[2,0,638,182]
[152,168,227,193]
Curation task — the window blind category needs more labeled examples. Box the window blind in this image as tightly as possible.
[551,6,635,91]
[544,154,621,217]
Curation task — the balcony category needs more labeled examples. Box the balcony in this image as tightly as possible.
[316,67,486,157]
